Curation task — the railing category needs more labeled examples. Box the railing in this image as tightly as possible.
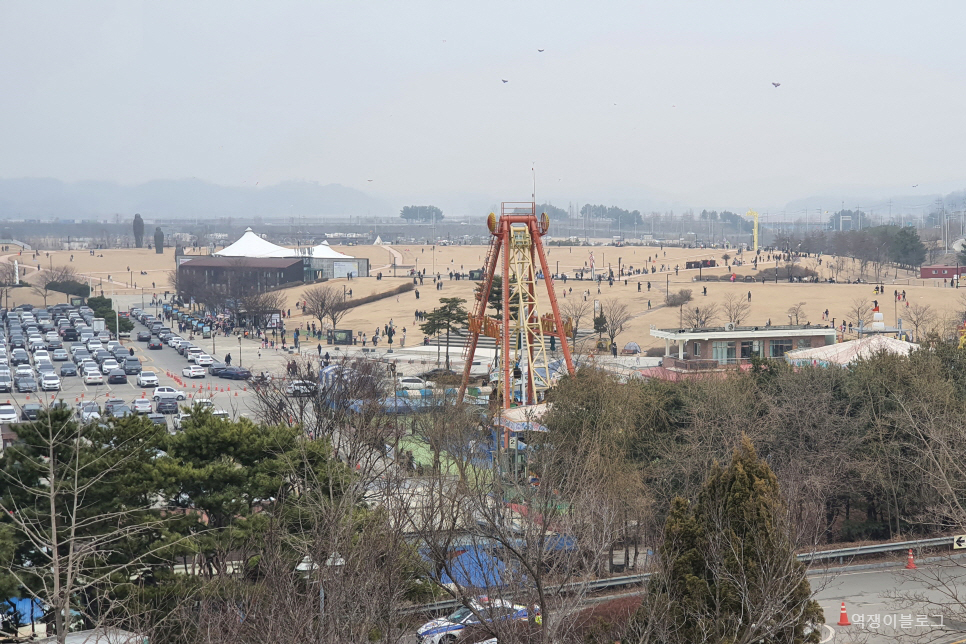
[402,536,959,615]
[662,357,755,371]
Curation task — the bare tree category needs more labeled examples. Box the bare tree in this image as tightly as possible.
[786,301,807,325]
[721,293,751,326]
[303,284,349,331]
[559,297,591,348]
[30,265,78,307]
[906,302,936,341]
[826,258,844,282]
[0,407,176,643]
[403,397,637,644]
[241,289,286,329]
[602,300,632,344]
[681,302,720,328]
[846,296,871,331]
[665,289,693,327]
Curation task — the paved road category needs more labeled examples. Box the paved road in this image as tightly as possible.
[813,564,966,643]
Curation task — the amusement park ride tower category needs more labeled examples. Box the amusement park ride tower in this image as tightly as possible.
[458,203,576,407]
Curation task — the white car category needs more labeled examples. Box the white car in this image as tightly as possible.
[131,398,153,414]
[415,600,535,644]
[195,354,214,367]
[77,401,101,422]
[83,369,104,385]
[14,365,32,378]
[100,359,120,374]
[0,404,16,423]
[167,335,184,348]
[153,386,186,401]
[397,376,435,390]
[286,380,318,396]
[182,365,206,379]
[40,373,61,391]
[186,347,204,363]
[33,349,51,363]
[86,340,103,352]
[137,371,159,387]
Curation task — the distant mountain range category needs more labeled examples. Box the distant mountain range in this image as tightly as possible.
[0,178,394,220]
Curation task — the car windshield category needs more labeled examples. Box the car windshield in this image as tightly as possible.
[447,607,473,623]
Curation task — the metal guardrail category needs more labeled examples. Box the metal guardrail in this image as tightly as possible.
[403,536,958,615]
[797,536,951,562]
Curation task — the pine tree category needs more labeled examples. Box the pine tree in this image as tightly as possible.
[631,436,823,644]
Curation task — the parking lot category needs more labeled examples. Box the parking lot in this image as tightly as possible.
[0,305,265,428]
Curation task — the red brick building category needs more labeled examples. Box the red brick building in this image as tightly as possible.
[920,264,966,280]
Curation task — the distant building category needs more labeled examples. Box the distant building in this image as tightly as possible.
[211,227,369,279]
[648,323,837,372]
[176,227,370,297]
[920,255,966,280]
[178,257,306,292]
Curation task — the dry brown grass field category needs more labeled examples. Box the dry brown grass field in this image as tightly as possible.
[4,242,959,351]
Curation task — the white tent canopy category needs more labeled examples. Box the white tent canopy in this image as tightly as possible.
[214,228,295,258]
[306,244,354,259]
[214,228,354,260]
[785,335,920,367]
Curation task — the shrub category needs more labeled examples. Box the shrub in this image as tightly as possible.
[340,282,414,311]
[48,280,90,298]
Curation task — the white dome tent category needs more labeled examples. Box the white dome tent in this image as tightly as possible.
[214,227,294,258]
[191,227,369,280]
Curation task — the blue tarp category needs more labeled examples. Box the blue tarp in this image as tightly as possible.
[3,597,45,624]
[436,546,507,589]
[348,397,414,415]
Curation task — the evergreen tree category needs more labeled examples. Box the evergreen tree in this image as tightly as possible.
[631,436,823,644]
[594,310,607,337]
[419,297,467,370]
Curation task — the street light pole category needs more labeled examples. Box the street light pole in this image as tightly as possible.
[238,336,242,368]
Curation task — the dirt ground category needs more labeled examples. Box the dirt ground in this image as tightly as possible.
[6,243,961,351]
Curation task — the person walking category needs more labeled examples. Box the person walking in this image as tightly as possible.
[224,353,232,366]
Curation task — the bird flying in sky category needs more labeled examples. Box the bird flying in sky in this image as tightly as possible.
[537,49,544,52]
[502,79,508,83]
[772,82,781,87]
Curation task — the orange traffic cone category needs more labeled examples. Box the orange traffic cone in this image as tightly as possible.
[905,549,917,569]
[838,602,851,626]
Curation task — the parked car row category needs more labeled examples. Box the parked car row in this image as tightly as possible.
[129,308,253,382]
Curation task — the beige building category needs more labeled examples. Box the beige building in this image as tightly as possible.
[649,323,837,371]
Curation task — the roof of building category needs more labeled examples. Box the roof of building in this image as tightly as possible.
[785,335,919,366]
[649,323,836,341]
[306,243,354,260]
[922,252,964,267]
[214,227,295,258]
[214,227,355,260]
[180,256,303,269]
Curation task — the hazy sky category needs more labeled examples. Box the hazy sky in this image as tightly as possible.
[1,1,964,212]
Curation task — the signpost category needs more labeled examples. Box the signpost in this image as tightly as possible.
[954,535,966,549]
